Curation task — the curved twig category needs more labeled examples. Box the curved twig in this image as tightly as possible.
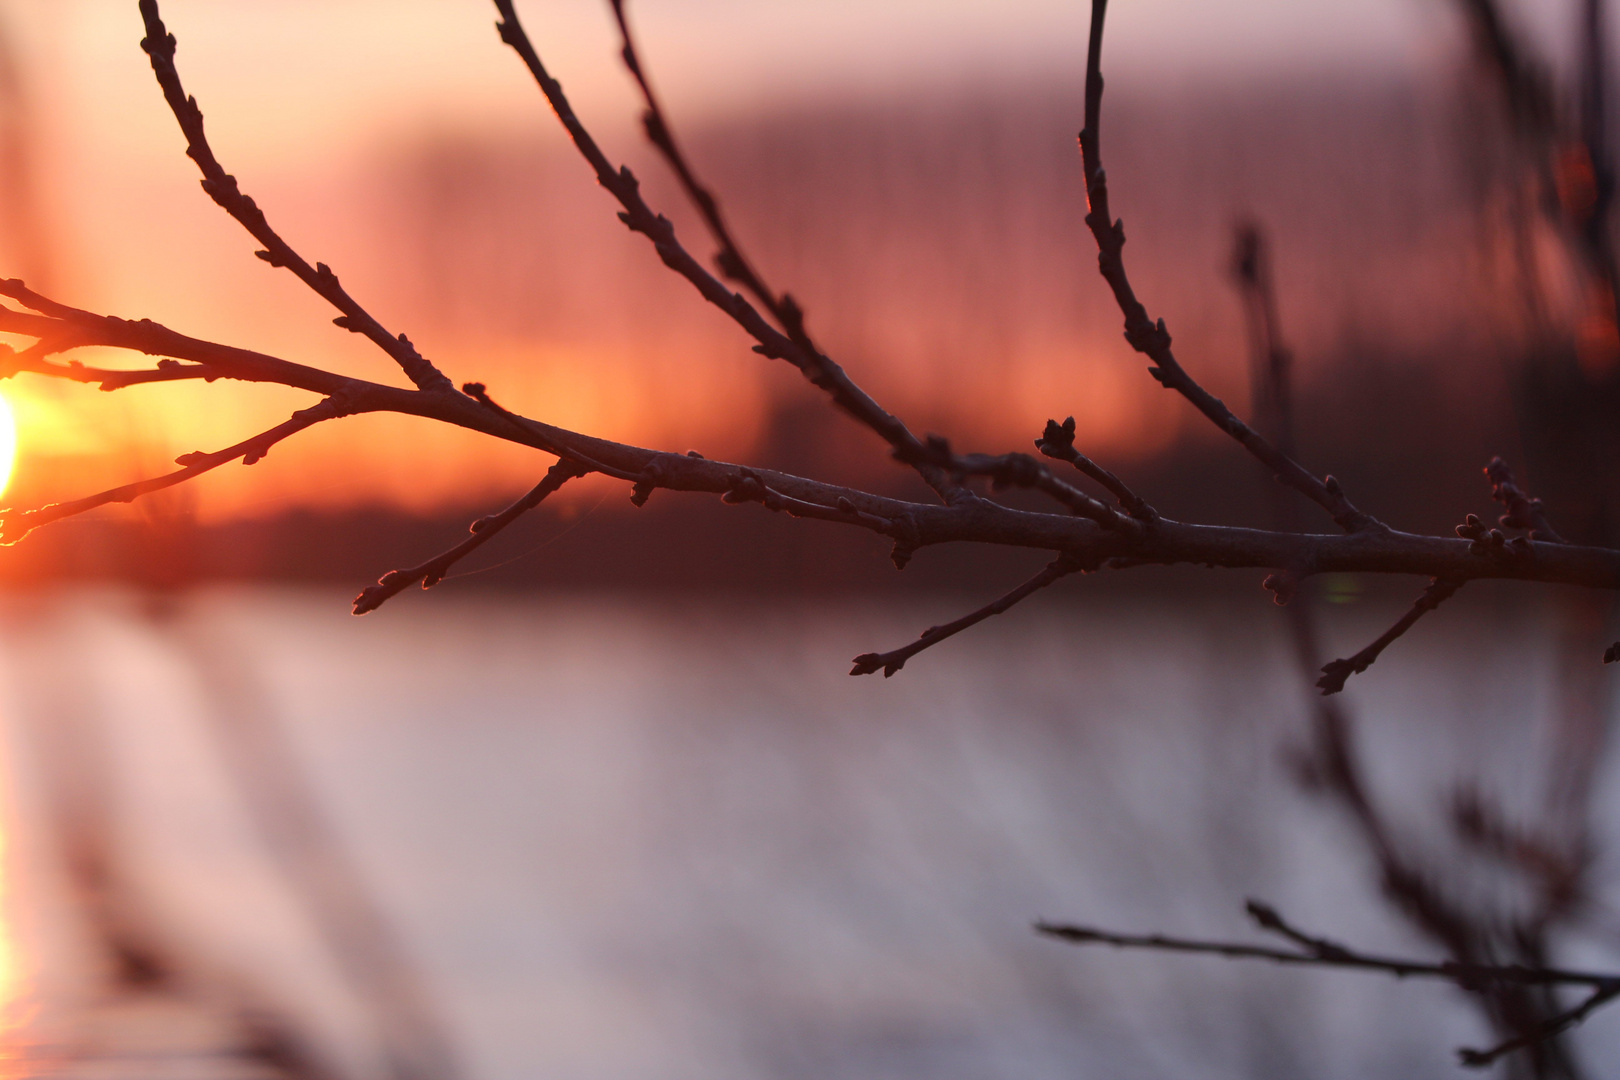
[1079,0,1378,533]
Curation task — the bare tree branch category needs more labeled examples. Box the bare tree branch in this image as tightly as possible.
[1226,218,1594,1073]
[0,396,355,544]
[353,459,589,615]
[1459,983,1620,1068]
[0,339,216,391]
[0,0,1616,679]
[851,555,1083,676]
[489,0,967,503]
[0,279,351,395]
[607,0,810,347]
[1317,577,1464,695]
[1079,0,1379,534]
[931,439,1141,532]
[1035,416,1158,521]
[134,0,454,394]
[1037,899,1620,991]
[10,272,1620,603]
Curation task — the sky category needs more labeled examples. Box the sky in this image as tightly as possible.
[0,0,1574,522]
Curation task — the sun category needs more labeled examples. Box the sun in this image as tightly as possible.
[0,392,15,499]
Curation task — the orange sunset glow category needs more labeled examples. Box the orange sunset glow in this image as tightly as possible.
[2,1,1619,1077]
[0,0,1472,528]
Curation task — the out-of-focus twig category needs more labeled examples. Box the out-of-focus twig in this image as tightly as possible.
[1234,219,1590,1075]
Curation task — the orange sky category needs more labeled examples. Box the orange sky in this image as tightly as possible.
[0,0,1479,523]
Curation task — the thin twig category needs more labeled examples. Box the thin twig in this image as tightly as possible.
[354,459,589,614]
[0,396,354,544]
[608,0,805,345]
[135,1,453,393]
[1458,982,1620,1068]
[0,0,1614,680]
[1037,900,1620,990]
[1078,0,1379,534]
[1035,417,1157,521]
[931,438,1138,532]
[1317,577,1463,695]
[0,334,217,390]
[0,280,353,395]
[490,0,965,503]
[850,555,1083,676]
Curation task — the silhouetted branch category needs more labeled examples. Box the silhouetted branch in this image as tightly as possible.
[1035,417,1158,521]
[1079,0,1378,534]
[1458,983,1620,1068]
[0,340,216,391]
[1037,899,1620,994]
[135,0,453,394]
[0,396,354,544]
[0,278,355,396]
[931,440,1140,532]
[354,459,590,614]
[9,276,1620,611]
[1317,578,1464,695]
[1224,216,1592,1074]
[491,0,964,502]
[2,0,1618,676]
[608,0,804,344]
[851,555,1084,676]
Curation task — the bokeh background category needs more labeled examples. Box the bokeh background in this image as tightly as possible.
[1,1,1619,1077]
